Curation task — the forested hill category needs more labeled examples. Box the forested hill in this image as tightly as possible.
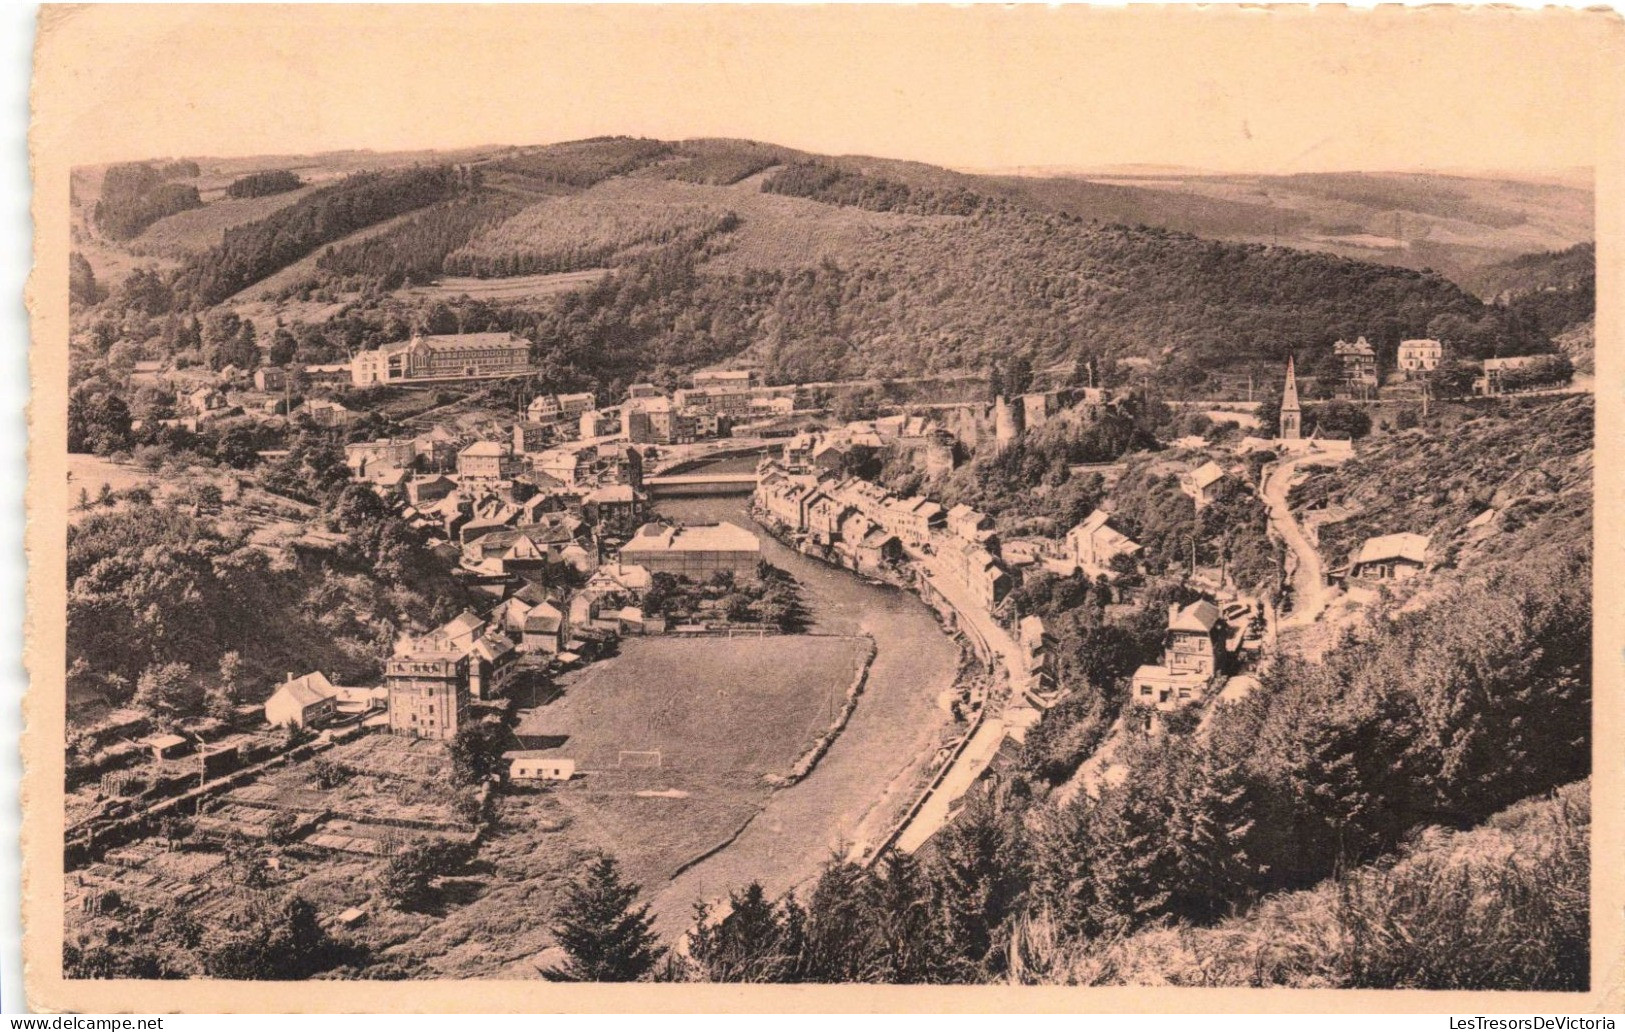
[72,137,1584,390]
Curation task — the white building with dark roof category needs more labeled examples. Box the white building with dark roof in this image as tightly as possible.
[619,521,761,579]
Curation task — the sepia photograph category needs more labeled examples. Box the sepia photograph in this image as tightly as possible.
[22,3,1624,1013]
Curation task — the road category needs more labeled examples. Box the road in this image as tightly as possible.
[887,539,1038,854]
[1261,459,1328,627]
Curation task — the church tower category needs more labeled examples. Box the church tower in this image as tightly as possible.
[1279,355,1302,441]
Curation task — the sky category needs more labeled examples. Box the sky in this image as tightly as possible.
[35,5,1618,174]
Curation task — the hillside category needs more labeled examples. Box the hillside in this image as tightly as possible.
[1289,394,1592,581]
[986,168,1594,289]
[1010,781,1589,990]
[69,138,1590,392]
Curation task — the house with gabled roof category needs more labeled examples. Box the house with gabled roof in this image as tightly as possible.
[1130,599,1231,711]
[1180,461,1229,510]
[1346,532,1430,581]
[264,672,340,729]
[1066,509,1142,576]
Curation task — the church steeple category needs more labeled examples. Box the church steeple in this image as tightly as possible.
[1280,355,1302,441]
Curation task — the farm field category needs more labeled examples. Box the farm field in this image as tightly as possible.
[128,185,321,258]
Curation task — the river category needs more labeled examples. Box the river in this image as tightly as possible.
[646,487,961,934]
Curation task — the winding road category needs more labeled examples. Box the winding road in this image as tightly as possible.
[1261,458,1328,627]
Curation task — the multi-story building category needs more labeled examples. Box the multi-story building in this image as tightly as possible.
[1130,600,1229,711]
[386,651,469,740]
[674,386,755,416]
[691,369,757,391]
[457,441,523,482]
[352,331,532,386]
[1066,509,1142,575]
[1333,336,1380,393]
[1397,338,1444,375]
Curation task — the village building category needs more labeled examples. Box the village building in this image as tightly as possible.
[951,541,1013,609]
[757,472,822,533]
[882,496,946,546]
[188,387,227,414]
[405,474,457,509]
[264,671,340,729]
[1018,615,1056,690]
[1346,532,1430,581]
[946,504,996,547]
[1280,355,1302,441]
[522,602,568,654]
[253,366,287,392]
[512,422,557,455]
[385,649,469,740]
[302,399,353,427]
[1333,336,1380,393]
[345,438,418,479]
[691,369,757,391]
[619,521,762,579]
[584,562,653,599]
[1180,461,1229,510]
[504,752,576,782]
[1130,600,1229,710]
[579,408,622,440]
[836,511,903,571]
[1476,355,1548,396]
[457,441,523,483]
[468,631,519,700]
[673,385,756,416]
[1065,509,1142,575]
[1398,338,1444,375]
[806,493,855,547]
[526,394,563,423]
[583,483,647,529]
[351,331,531,386]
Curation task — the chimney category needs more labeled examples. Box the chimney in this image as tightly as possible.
[286,672,294,683]
[1168,603,1179,625]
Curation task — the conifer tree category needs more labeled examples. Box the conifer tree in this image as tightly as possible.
[926,793,1027,973]
[544,854,666,982]
[873,851,952,983]
[797,858,882,982]
[689,882,800,982]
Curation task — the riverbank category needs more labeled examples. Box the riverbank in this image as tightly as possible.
[644,492,962,936]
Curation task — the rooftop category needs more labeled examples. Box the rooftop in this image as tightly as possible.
[1169,600,1223,634]
[621,521,761,555]
[1354,532,1431,566]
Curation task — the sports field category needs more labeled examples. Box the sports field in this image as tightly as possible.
[509,634,868,893]
[513,634,866,775]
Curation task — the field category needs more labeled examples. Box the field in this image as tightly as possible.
[515,635,865,775]
[510,634,868,894]
[127,186,320,258]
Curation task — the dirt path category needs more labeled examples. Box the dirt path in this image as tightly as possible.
[1262,459,1328,627]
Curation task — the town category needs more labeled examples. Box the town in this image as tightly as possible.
[58,137,1594,989]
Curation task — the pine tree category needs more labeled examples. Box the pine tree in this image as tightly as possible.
[689,882,798,982]
[873,851,952,983]
[544,854,666,982]
[797,858,882,982]
[926,793,1027,973]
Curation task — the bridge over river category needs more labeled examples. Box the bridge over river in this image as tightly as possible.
[642,471,761,497]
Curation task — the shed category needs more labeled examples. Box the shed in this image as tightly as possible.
[505,752,576,782]
[143,734,189,761]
